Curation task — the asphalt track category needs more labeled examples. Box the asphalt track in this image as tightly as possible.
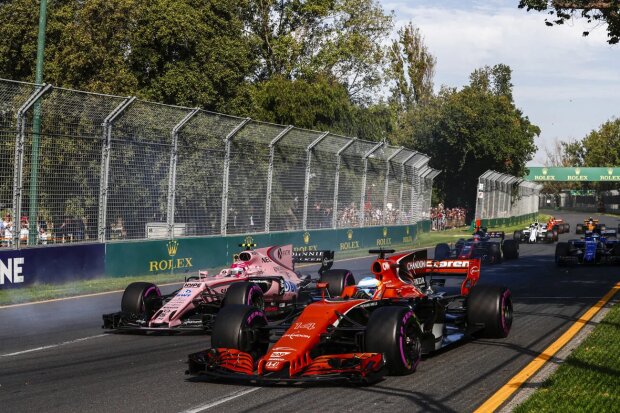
[1,211,619,413]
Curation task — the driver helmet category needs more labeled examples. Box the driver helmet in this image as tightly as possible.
[230,261,248,277]
[357,277,381,299]
[472,234,481,242]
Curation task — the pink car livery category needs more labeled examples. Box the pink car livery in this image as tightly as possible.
[102,244,354,333]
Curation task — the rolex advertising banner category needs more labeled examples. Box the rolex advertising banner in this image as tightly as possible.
[104,223,428,278]
[526,167,620,182]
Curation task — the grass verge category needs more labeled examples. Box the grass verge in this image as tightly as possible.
[0,214,549,306]
[513,301,620,412]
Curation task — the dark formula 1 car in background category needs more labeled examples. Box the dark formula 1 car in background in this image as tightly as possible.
[102,244,354,333]
[555,229,620,265]
[434,227,519,264]
[187,248,512,384]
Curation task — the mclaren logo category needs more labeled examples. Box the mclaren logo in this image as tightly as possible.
[426,260,470,268]
[167,240,179,256]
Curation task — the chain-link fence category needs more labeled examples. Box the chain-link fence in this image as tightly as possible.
[475,170,542,220]
[0,78,440,248]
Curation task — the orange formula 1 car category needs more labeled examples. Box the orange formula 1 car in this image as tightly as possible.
[187,248,513,384]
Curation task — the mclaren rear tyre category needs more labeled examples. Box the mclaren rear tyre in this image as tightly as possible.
[555,242,570,266]
[121,282,161,317]
[434,243,451,260]
[576,224,583,234]
[319,269,355,298]
[502,239,519,260]
[366,306,423,375]
[211,304,269,360]
[467,285,512,338]
[222,282,265,310]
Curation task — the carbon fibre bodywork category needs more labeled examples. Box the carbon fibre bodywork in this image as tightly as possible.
[187,249,513,384]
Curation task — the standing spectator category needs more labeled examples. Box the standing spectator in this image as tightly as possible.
[2,214,13,246]
[19,217,29,245]
[111,216,127,240]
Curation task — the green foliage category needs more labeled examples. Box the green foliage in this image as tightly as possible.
[397,65,539,209]
[581,118,620,166]
[244,0,393,101]
[518,0,620,44]
[0,0,254,113]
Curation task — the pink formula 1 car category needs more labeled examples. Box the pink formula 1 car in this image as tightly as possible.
[102,244,354,333]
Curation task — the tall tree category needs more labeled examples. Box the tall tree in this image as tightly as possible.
[398,65,539,211]
[244,0,393,101]
[581,118,620,165]
[0,0,254,113]
[518,1,620,44]
[388,22,436,110]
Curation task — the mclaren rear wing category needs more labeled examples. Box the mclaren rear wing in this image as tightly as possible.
[292,250,334,273]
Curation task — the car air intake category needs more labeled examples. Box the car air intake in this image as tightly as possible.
[371,261,382,275]
[239,252,252,261]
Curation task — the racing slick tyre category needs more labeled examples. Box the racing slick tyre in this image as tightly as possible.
[467,285,512,338]
[488,243,502,264]
[319,269,355,298]
[576,224,583,234]
[365,306,423,375]
[613,243,620,257]
[120,282,161,316]
[434,243,451,260]
[211,304,269,360]
[544,231,555,243]
[513,230,523,243]
[222,282,265,309]
[502,240,519,260]
[555,242,570,266]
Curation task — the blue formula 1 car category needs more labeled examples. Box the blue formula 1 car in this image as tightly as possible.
[555,229,620,266]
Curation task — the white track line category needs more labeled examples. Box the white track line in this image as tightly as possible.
[0,246,430,310]
[1,333,108,357]
[180,388,260,413]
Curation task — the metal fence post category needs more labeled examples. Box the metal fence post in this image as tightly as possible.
[332,138,356,229]
[359,141,384,226]
[383,147,403,225]
[12,83,52,249]
[167,108,199,239]
[98,96,135,242]
[264,125,293,233]
[220,118,251,235]
[301,132,329,230]
[399,152,416,224]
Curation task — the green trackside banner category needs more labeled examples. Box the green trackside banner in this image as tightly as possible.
[105,222,429,278]
[526,167,620,182]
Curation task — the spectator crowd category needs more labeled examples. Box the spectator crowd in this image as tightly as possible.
[431,204,467,231]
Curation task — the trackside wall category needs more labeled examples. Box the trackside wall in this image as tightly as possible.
[105,222,431,277]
